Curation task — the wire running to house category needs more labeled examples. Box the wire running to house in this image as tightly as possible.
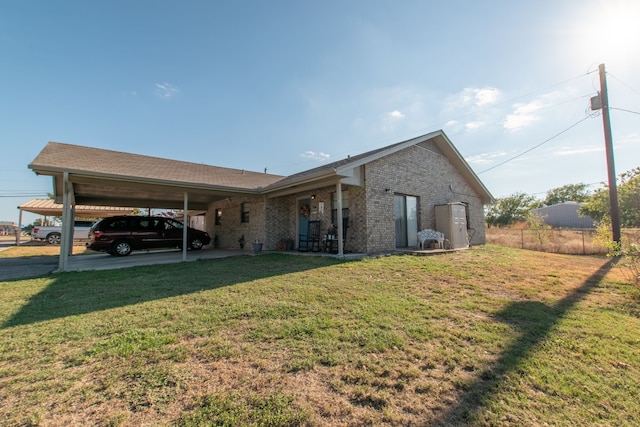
[610,107,640,115]
[608,73,640,97]
[477,116,591,175]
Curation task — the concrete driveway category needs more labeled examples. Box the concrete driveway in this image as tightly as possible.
[62,247,247,273]
[0,238,248,281]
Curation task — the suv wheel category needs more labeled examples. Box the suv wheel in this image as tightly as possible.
[112,240,132,256]
[47,233,61,245]
[189,237,204,250]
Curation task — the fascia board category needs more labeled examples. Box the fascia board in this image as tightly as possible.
[262,169,339,193]
[32,166,262,196]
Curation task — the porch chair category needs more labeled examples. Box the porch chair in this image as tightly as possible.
[299,220,322,252]
[324,217,349,253]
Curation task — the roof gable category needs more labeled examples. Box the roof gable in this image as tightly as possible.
[264,130,494,204]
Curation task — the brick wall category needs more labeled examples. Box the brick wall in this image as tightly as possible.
[362,143,486,252]
[207,196,266,250]
[207,142,487,253]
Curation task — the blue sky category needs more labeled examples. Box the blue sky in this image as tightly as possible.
[2,0,639,225]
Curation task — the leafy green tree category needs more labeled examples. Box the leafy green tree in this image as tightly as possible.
[485,192,540,227]
[580,167,640,227]
[543,183,591,206]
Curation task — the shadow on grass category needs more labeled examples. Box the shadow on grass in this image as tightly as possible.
[431,257,617,426]
[2,254,343,328]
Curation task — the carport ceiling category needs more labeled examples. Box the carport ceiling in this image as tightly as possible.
[63,175,245,210]
[18,198,136,217]
[29,142,286,210]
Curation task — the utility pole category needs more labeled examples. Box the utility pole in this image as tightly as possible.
[596,63,621,243]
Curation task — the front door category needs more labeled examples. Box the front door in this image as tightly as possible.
[298,198,311,249]
[394,195,418,248]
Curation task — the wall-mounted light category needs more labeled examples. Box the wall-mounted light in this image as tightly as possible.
[311,194,316,200]
[384,188,392,194]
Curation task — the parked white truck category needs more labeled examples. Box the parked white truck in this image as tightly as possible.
[31,220,94,244]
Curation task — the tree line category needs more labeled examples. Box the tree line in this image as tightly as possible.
[485,166,640,228]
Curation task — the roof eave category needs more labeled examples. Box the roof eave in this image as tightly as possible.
[29,165,263,195]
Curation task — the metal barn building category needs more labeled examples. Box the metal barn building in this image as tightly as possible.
[533,202,595,229]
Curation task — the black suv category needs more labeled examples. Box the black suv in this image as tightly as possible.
[87,216,211,256]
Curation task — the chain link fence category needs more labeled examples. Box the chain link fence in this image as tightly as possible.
[486,228,640,255]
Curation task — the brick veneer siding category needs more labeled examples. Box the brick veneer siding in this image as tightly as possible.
[207,141,487,253]
[265,186,361,251]
[207,196,267,250]
[362,142,486,253]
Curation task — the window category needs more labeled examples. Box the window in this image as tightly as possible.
[165,219,183,230]
[105,217,131,230]
[215,208,222,225]
[241,202,250,223]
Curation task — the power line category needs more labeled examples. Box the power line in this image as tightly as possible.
[610,107,640,115]
[268,73,596,174]
[608,73,640,97]
[477,116,592,175]
[0,194,49,198]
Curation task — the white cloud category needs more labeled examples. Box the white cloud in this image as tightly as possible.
[465,151,508,164]
[617,132,640,147]
[554,145,602,156]
[503,100,544,131]
[474,88,500,106]
[380,109,406,131]
[460,87,500,108]
[465,121,484,131]
[155,82,180,99]
[301,151,331,161]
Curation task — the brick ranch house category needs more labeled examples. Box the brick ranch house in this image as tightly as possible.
[29,130,493,256]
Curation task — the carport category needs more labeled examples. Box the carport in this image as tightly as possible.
[18,198,135,230]
[28,142,285,272]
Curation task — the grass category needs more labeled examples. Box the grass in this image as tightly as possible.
[0,245,638,425]
[0,240,95,258]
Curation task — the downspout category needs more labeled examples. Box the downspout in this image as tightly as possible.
[336,181,344,257]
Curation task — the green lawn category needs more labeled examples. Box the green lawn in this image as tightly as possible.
[0,245,638,426]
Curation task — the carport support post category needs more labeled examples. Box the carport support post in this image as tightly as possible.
[182,192,188,262]
[16,208,23,246]
[58,172,75,272]
[336,182,344,257]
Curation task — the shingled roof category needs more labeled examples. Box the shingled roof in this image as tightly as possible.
[28,130,493,208]
[29,142,285,190]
